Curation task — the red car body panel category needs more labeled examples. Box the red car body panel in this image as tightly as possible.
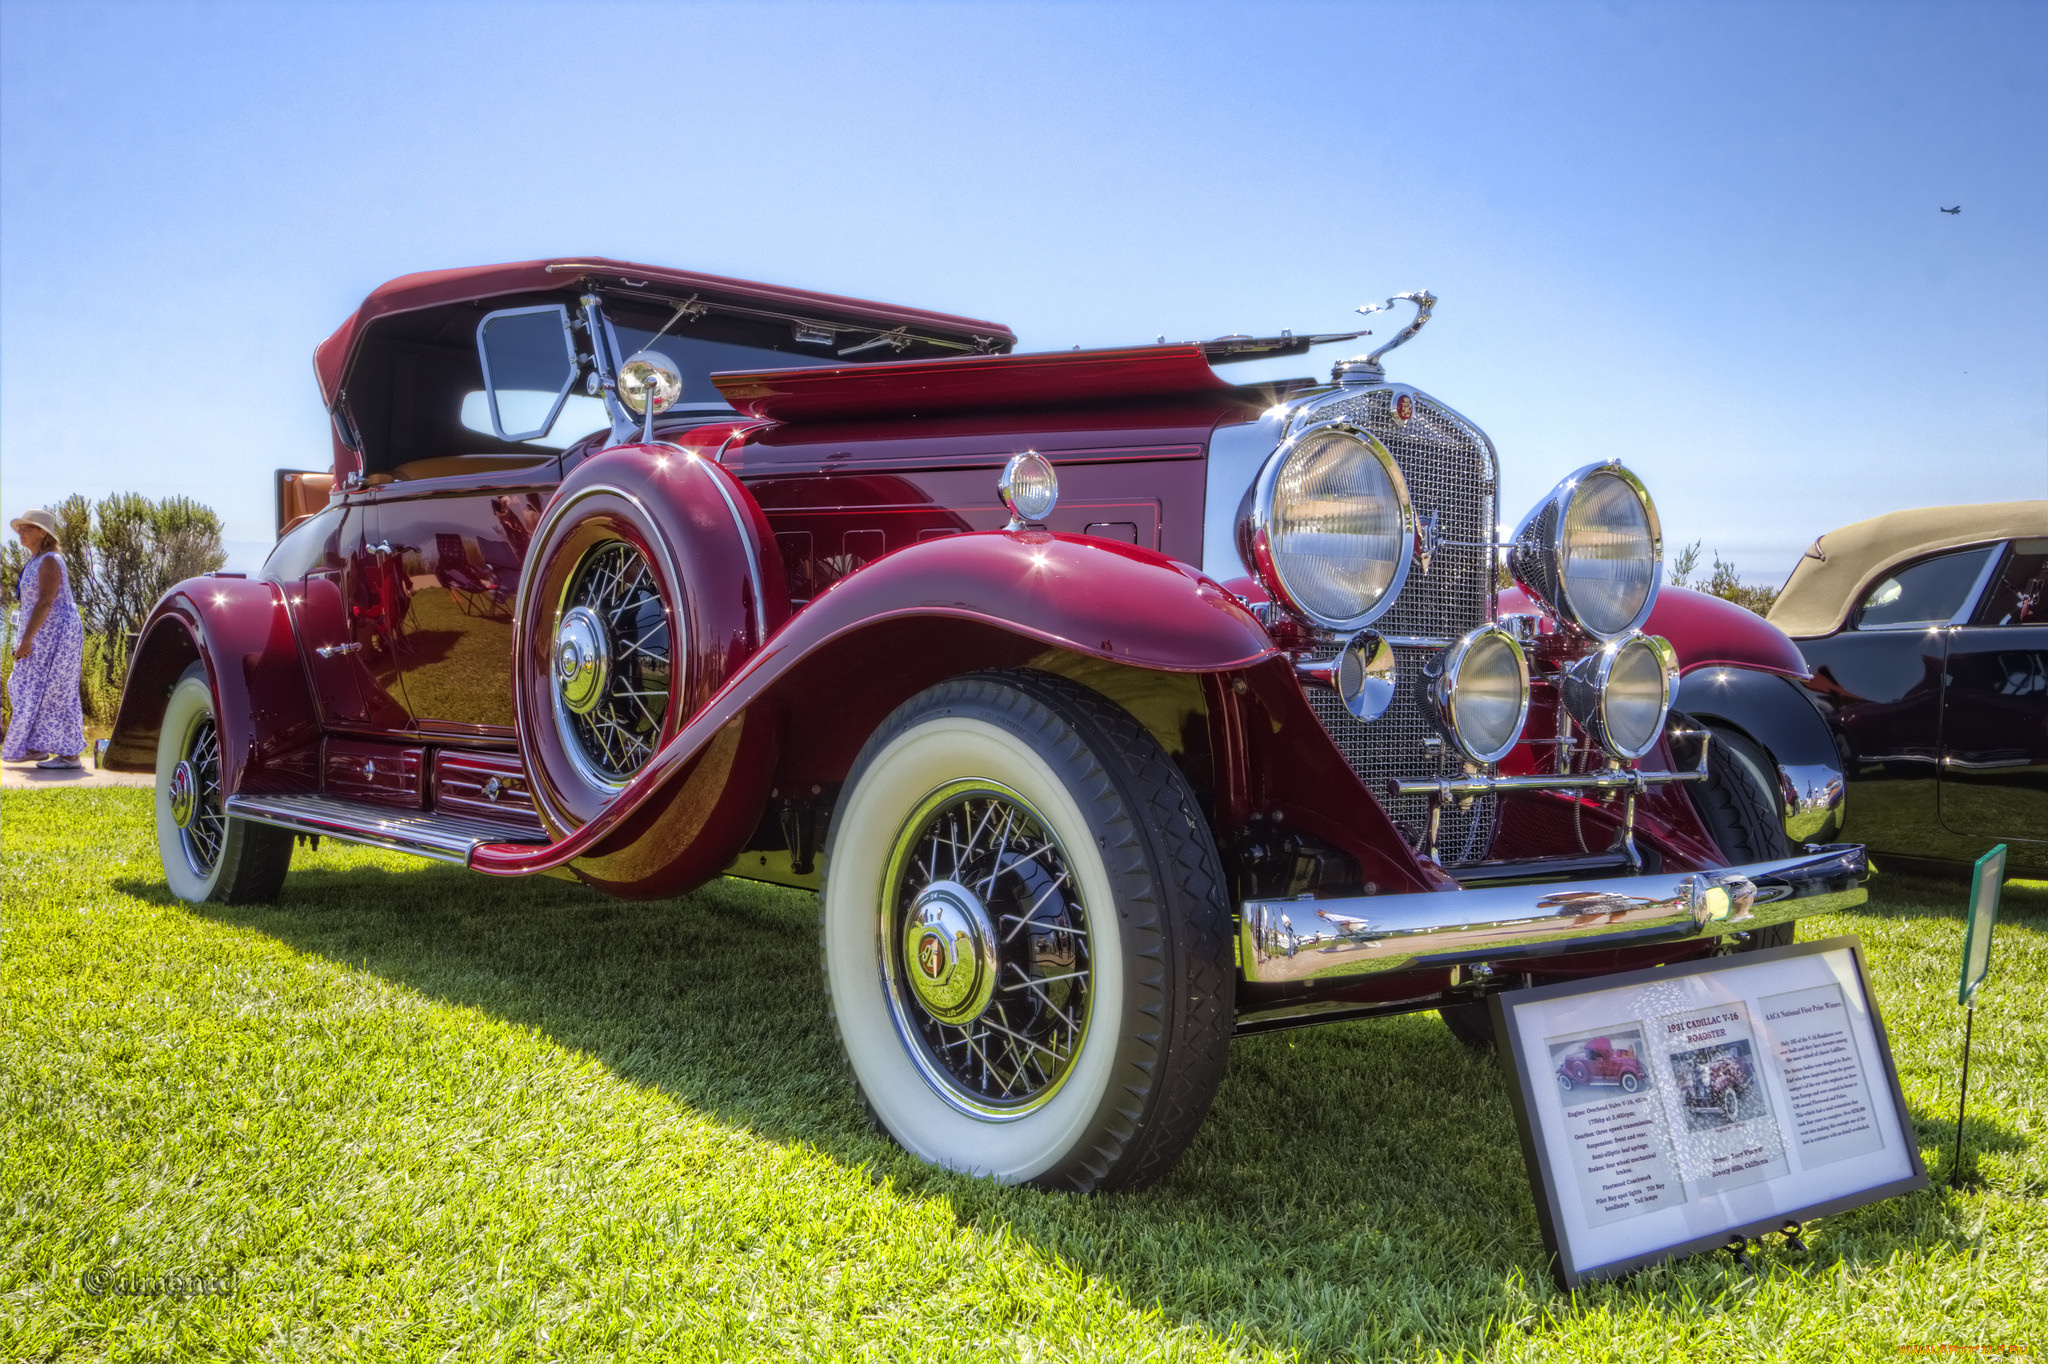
[1501,583,1810,680]
[712,345,1236,422]
[472,528,1284,889]
[108,578,322,795]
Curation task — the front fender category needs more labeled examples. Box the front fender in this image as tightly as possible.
[801,529,1277,671]
[1674,665,1847,844]
[1497,583,1808,678]
[472,531,1279,884]
[105,577,321,794]
[1644,585,1809,679]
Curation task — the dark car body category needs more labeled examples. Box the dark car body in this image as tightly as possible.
[107,258,1869,1188]
[1761,503,2046,873]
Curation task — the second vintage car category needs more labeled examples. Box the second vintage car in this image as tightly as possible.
[108,258,1868,1191]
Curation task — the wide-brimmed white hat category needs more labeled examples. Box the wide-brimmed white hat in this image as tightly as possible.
[9,508,59,545]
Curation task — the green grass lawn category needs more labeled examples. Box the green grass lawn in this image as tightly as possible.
[3,788,2043,1362]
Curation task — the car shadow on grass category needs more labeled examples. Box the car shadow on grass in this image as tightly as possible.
[113,856,2030,1358]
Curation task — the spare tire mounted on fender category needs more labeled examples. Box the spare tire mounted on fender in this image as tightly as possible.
[513,448,784,836]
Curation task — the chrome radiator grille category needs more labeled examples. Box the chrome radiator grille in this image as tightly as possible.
[1298,386,1498,864]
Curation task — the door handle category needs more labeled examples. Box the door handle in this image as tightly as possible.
[368,541,394,557]
[316,643,362,658]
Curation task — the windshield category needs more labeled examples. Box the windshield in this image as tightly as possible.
[607,319,841,413]
[460,309,846,447]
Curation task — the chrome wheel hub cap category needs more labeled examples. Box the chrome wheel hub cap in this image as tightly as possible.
[903,880,999,1026]
[882,782,1093,1118]
[554,605,611,717]
[167,760,197,829]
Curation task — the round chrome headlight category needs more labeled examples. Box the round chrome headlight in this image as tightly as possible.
[1429,624,1531,763]
[1510,462,1663,639]
[1241,423,1415,631]
[1560,632,1679,760]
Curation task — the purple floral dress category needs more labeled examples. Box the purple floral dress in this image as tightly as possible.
[4,551,85,761]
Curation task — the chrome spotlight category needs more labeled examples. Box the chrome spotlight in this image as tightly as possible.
[1295,630,1398,721]
[999,451,1059,530]
[1509,462,1663,639]
[617,350,683,415]
[618,349,683,442]
[1428,624,1531,763]
[1559,632,1679,760]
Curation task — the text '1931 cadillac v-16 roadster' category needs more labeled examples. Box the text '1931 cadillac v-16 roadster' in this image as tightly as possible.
[107,259,1868,1191]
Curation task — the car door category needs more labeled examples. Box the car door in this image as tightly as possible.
[1797,542,1999,858]
[285,499,412,732]
[1940,537,2048,854]
[375,473,555,736]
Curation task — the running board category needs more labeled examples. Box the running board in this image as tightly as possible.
[225,793,551,865]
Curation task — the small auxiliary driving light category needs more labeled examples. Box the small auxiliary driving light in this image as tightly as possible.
[1295,630,1398,721]
[1559,632,1679,760]
[999,451,1059,530]
[1429,624,1532,763]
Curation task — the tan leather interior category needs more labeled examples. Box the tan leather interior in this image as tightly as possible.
[277,469,335,535]
[388,453,556,482]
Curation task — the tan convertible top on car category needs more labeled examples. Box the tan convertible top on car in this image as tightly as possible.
[1767,500,2048,638]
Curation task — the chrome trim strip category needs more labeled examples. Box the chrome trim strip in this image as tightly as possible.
[225,794,549,864]
[1239,845,1868,984]
[1387,764,1705,800]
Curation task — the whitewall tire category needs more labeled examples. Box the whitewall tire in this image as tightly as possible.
[155,663,292,904]
[821,671,1233,1192]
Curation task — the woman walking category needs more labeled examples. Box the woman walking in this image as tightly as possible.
[6,508,85,768]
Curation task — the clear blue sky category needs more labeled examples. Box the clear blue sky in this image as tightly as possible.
[4,0,2042,580]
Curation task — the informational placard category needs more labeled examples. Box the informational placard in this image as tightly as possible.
[1492,937,1925,1288]
[1960,844,2006,1006]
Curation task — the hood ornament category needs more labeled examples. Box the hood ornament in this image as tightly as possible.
[1335,291,1436,384]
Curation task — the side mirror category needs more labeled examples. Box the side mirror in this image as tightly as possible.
[477,304,579,441]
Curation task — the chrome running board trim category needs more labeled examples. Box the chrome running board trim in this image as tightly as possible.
[225,793,550,864]
[1239,844,1867,984]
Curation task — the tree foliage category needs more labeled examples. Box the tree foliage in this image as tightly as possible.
[1668,538,1781,616]
[3,491,227,703]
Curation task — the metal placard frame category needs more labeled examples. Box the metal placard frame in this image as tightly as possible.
[1491,936,1926,1289]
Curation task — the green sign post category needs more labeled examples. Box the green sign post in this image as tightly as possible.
[1950,844,2006,1186]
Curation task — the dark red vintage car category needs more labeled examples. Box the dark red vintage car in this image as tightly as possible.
[108,259,1867,1191]
[1555,1036,1647,1093]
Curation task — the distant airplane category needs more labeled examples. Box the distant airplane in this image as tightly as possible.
[1941,205,1962,215]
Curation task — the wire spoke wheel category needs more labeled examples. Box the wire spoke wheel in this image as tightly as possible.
[153,662,292,905]
[173,717,227,875]
[551,538,673,786]
[882,781,1093,1117]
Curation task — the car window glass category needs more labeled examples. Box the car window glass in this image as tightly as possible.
[477,306,578,438]
[1970,538,2047,626]
[264,505,347,582]
[460,392,610,450]
[1853,545,1995,629]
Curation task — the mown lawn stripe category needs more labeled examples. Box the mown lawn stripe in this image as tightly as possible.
[3,789,2042,1361]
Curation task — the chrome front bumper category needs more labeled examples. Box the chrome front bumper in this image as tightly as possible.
[1239,844,1867,985]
